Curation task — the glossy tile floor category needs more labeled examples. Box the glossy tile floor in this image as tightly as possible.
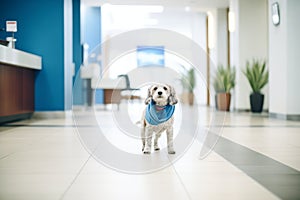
[0,104,300,200]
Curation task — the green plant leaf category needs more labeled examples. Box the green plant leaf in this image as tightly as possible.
[213,65,236,93]
[243,59,268,93]
[180,68,196,92]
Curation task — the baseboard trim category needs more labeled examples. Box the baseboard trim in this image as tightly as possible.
[233,108,269,113]
[233,108,251,112]
[269,113,300,121]
[33,111,72,119]
[0,113,33,124]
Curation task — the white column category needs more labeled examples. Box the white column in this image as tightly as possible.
[64,0,73,110]
[209,8,228,107]
[269,0,300,120]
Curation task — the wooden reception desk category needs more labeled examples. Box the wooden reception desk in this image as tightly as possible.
[0,45,42,124]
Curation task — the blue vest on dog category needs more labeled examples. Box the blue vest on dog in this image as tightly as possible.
[145,100,175,125]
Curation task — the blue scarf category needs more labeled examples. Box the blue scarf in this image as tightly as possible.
[145,100,175,125]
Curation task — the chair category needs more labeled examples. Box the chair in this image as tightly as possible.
[118,74,142,101]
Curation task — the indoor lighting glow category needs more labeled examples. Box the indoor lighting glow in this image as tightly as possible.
[185,6,191,12]
[111,5,164,13]
[103,5,163,29]
[228,11,236,32]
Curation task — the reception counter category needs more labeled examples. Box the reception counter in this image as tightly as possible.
[0,45,42,124]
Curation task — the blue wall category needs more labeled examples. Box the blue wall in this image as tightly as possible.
[0,0,65,111]
[72,0,83,105]
[72,0,82,81]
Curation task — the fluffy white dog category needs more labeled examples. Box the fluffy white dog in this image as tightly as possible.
[140,83,178,154]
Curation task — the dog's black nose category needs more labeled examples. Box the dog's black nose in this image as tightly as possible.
[158,91,162,95]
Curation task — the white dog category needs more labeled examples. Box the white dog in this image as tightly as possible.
[140,83,178,154]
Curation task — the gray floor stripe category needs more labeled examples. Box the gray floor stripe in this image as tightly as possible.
[214,136,300,200]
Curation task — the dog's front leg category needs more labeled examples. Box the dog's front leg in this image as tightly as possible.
[166,127,175,154]
[154,132,161,151]
[141,125,146,152]
[143,129,152,154]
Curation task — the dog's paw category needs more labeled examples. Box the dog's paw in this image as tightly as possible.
[168,150,176,154]
[143,147,151,154]
[143,150,151,154]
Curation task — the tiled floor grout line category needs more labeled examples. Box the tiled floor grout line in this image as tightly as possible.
[169,156,193,200]
[59,140,104,200]
[59,154,93,200]
[2,124,300,128]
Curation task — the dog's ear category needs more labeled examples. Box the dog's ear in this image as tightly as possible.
[145,86,152,105]
[168,85,178,105]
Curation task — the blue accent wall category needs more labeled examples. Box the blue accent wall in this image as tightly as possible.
[72,0,83,105]
[73,0,82,78]
[0,0,65,111]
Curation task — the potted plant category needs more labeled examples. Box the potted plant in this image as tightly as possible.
[213,65,236,111]
[181,68,196,105]
[243,59,268,113]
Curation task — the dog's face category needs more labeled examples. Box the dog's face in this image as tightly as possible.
[145,84,178,106]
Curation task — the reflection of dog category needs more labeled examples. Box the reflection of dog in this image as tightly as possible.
[141,84,178,154]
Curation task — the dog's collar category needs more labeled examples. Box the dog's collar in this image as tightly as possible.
[155,105,165,111]
[145,100,175,125]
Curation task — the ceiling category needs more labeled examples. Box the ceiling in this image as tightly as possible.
[83,0,230,10]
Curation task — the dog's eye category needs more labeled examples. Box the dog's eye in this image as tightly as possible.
[153,87,158,91]
[163,87,168,91]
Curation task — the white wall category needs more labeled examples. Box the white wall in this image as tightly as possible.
[269,0,287,115]
[216,8,228,67]
[269,0,300,116]
[230,0,268,110]
[286,0,300,115]
[191,12,208,106]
